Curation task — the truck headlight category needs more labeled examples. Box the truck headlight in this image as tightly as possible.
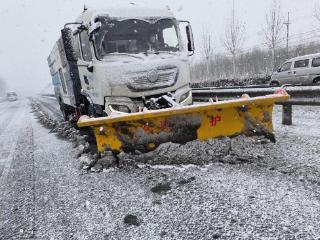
[180,91,191,103]
[109,104,131,113]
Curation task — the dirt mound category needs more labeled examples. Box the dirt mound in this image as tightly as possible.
[121,135,267,166]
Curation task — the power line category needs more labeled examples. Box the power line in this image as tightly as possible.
[290,13,317,22]
[278,35,320,48]
[278,28,320,42]
[238,28,320,53]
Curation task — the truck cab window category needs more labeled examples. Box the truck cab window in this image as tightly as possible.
[162,26,179,49]
[75,34,82,59]
[93,18,180,59]
[58,68,67,94]
[80,31,93,61]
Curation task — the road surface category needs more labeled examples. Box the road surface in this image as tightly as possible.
[0,97,320,239]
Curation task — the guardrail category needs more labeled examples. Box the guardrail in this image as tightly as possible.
[192,85,320,125]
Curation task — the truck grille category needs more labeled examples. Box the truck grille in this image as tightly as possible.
[128,67,178,91]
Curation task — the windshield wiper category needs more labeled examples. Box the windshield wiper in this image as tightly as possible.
[145,50,179,56]
[143,50,159,56]
[107,53,145,60]
[156,51,180,55]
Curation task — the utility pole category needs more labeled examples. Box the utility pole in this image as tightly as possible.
[284,12,290,59]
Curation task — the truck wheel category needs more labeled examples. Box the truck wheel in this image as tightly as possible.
[59,102,70,121]
[313,77,320,85]
[79,103,95,117]
[87,104,96,117]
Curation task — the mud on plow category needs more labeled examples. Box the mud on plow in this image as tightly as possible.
[77,91,289,157]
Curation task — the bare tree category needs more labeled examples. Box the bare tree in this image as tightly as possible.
[0,77,7,96]
[201,26,214,79]
[315,1,320,22]
[263,0,283,71]
[222,0,245,78]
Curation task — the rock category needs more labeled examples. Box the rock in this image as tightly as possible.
[85,200,90,208]
[78,144,85,153]
[124,214,141,226]
[82,165,89,170]
[151,183,171,194]
[83,142,90,153]
[212,233,221,239]
[79,154,95,166]
[178,176,196,185]
[96,156,116,169]
[152,200,162,205]
[91,163,103,172]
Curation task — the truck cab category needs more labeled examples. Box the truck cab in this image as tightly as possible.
[48,7,195,118]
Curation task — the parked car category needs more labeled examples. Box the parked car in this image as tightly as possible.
[270,53,320,86]
[6,92,18,101]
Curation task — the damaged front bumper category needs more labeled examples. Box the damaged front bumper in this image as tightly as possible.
[104,86,192,115]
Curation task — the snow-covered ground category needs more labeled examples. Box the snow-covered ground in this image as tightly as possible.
[0,98,320,239]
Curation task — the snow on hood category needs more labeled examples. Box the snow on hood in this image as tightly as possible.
[95,55,185,86]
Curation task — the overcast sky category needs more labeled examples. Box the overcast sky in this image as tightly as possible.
[0,0,320,95]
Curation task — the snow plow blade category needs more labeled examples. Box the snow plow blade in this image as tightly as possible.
[77,92,289,154]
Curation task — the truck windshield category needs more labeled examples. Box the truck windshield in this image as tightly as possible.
[93,18,180,59]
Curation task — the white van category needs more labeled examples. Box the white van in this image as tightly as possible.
[270,53,320,86]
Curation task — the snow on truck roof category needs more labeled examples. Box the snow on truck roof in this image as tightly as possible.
[288,53,320,62]
[76,7,175,23]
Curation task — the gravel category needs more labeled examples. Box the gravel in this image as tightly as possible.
[256,105,320,185]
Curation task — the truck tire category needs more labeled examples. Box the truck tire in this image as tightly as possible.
[313,77,320,85]
[59,102,71,121]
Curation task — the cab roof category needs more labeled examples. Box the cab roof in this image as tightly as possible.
[76,7,175,23]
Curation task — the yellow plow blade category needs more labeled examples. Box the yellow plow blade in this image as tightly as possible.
[78,93,289,154]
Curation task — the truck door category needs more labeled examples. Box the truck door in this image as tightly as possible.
[57,38,75,106]
[77,31,95,98]
[292,59,310,85]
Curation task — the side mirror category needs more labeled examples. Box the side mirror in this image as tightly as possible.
[61,27,78,62]
[89,21,102,36]
[73,24,88,35]
[186,24,195,55]
[277,67,281,72]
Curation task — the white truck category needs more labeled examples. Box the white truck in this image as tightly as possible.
[47,7,195,120]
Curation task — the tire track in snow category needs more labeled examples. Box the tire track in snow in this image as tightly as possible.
[0,101,36,239]
[0,101,21,135]
[0,101,30,184]
[34,97,63,121]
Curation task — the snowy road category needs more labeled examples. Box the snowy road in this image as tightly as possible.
[1,98,320,239]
